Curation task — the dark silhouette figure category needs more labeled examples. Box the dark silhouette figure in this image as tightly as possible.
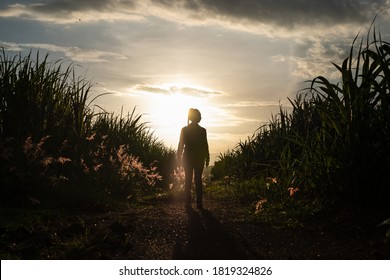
[177,108,210,209]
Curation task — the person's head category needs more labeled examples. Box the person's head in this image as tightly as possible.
[188,108,201,124]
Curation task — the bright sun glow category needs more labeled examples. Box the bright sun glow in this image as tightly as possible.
[149,94,205,141]
[135,82,214,147]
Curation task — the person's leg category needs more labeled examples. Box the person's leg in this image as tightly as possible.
[184,163,193,207]
[194,165,204,208]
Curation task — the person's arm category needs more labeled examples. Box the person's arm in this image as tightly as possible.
[204,129,210,167]
[177,128,184,164]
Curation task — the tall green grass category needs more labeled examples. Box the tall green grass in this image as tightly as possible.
[0,50,96,144]
[212,27,390,207]
[0,49,175,207]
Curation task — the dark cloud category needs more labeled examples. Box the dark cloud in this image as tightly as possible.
[152,0,387,29]
[2,0,387,28]
[30,0,134,13]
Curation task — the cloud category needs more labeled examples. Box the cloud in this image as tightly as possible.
[271,38,350,79]
[223,100,286,108]
[180,86,223,96]
[132,83,223,96]
[140,0,389,38]
[0,41,127,62]
[0,1,142,24]
[0,2,386,87]
[132,84,171,95]
[191,0,386,27]
[0,41,23,51]
[1,0,388,37]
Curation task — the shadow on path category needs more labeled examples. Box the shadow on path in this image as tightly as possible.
[173,207,256,259]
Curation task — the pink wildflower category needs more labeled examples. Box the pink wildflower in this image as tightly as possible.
[86,132,96,141]
[255,198,268,214]
[41,157,54,167]
[288,187,299,197]
[93,163,103,172]
[81,158,90,174]
[57,157,71,165]
[266,177,278,184]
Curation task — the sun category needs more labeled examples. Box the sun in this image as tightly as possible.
[151,93,204,132]
[144,82,210,147]
[130,80,217,147]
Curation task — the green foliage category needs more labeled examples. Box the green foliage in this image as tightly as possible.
[212,26,390,208]
[0,49,175,207]
[0,50,93,143]
[207,177,320,228]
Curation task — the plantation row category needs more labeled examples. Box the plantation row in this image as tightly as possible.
[2,28,390,212]
[0,49,176,207]
[212,29,390,210]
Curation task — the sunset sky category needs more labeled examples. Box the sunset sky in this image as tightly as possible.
[1,0,389,163]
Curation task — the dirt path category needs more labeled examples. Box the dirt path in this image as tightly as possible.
[119,199,254,259]
[116,194,388,259]
[2,190,389,259]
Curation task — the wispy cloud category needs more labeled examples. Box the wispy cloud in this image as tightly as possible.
[0,1,143,24]
[0,41,22,51]
[272,38,349,79]
[0,41,127,62]
[223,100,287,108]
[132,83,223,96]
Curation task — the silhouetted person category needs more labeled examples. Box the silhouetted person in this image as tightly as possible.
[177,108,210,209]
